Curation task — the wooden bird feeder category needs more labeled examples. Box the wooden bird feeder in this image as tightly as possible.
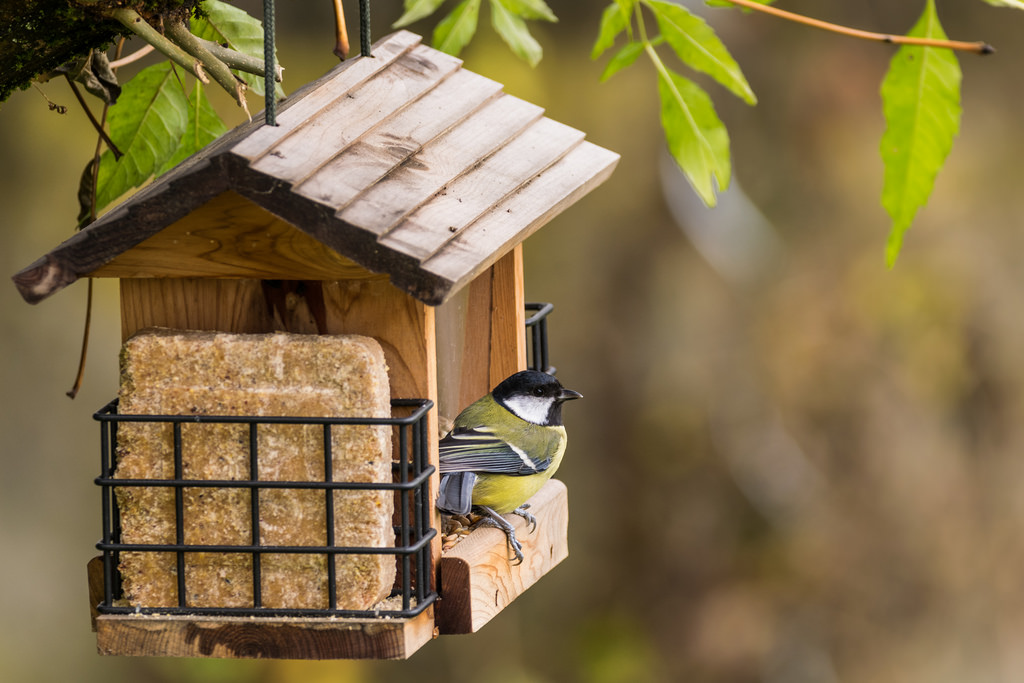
[12,31,618,660]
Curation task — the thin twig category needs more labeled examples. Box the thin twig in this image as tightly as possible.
[333,0,350,59]
[109,44,155,69]
[67,34,123,400]
[66,279,93,399]
[718,0,995,54]
[65,78,122,159]
[31,82,67,114]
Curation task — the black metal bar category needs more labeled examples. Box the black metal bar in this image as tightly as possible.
[415,411,429,602]
[96,592,437,620]
[173,422,186,607]
[96,529,436,556]
[524,302,555,374]
[324,423,337,610]
[100,420,113,607]
[109,419,123,603]
[96,467,435,491]
[249,422,262,608]
[94,400,432,426]
[399,423,411,610]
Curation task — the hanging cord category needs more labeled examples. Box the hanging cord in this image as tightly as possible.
[360,0,372,57]
[263,0,277,125]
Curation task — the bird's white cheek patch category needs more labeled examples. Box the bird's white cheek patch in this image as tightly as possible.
[503,395,553,425]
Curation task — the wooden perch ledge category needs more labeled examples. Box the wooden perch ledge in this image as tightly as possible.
[437,478,569,634]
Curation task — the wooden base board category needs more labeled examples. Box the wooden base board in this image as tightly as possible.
[93,609,436,660]
[436,478,569,634]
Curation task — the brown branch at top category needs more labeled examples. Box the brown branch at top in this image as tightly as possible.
[719,0,995,55]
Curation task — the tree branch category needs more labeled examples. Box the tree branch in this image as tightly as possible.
[192,35,283,82]
[107,8,209,82]
[718,0,995,55]
[164,19,249,117]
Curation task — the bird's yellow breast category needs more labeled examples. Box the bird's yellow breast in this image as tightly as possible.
[469,426,567,514]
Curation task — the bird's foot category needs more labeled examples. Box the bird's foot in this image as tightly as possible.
[512,504,537,533]
[476,505,525,565]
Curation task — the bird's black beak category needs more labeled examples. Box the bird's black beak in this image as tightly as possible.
[558,388,583,402]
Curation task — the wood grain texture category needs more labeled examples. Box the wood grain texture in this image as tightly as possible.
[420,142,620,288]
[437,478,568,634]
[93,192,380,281]
[88,556,104,632]
[489,245,527,386]
[335,94,543,237]
[294,67,503,210]
[94,609,436,659]
[120,279,275,340]
[249,45,462,185]
[379,118,584,261]
[230,31,422,164]
[458,268,494,412]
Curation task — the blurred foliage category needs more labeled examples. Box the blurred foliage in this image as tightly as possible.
[4,2,1024,683]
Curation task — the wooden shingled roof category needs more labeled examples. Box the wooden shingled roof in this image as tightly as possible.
[12,31,619,307]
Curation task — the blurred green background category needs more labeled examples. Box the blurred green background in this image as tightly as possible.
[4,1,1024,681]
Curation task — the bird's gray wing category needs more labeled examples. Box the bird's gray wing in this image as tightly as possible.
[437,426,550,476]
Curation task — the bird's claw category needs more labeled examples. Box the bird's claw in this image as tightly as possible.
[476,505,526,565]
[512,504,537,533]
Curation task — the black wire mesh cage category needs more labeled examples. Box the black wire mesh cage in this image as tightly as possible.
[93,399,436,620]
[525,302,555,375]
[91,303,556,622]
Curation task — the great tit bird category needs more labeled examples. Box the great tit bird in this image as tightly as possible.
[437,370,582,564]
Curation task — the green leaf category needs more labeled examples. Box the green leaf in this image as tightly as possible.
[394,0,449,27]
[156,83,229,176]
[645,0,756,104]
[433,0,482,56]
[879,0,961,267]
[95,62,189,210]
[601,41,645,81]
[592,1,634,60]
[500,0,557,22]
[194,0,280,97]
[491,0,543,66]
[656,64,730,206]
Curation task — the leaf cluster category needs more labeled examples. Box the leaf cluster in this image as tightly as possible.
[88,0,271,217]
[594,0,758,207]
[393,0,557,67]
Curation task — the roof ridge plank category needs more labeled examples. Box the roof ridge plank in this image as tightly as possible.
[244,45,463,187]
[230,30,423,165]
[293,67,505,211]
[378,117,586,262]
[335,94,544,238]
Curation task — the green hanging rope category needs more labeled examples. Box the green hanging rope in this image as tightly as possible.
[263,0,277,126]
[360,0,372,57]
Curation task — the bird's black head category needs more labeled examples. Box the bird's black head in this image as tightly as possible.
[492,370,582,426]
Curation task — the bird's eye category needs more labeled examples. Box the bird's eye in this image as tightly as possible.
[533,387,545,396]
